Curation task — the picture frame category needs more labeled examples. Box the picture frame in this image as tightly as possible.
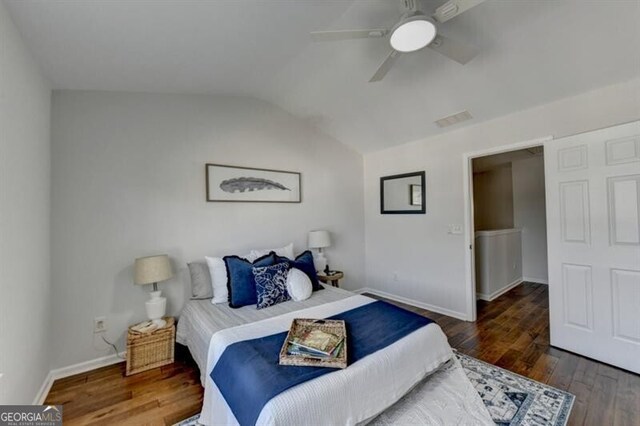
[206,164,301,203]
[410,184,422,206]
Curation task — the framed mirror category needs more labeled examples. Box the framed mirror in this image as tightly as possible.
[380,171,425,214]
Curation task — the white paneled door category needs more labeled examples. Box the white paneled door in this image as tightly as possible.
[545,121,640,373]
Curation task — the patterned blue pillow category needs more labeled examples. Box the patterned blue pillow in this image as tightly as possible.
[253,262,291,310]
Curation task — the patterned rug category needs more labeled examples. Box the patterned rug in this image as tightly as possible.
[175,352,574,426]
[456,352,574,425]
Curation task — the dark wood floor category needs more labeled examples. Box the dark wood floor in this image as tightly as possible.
[45,282,639,425]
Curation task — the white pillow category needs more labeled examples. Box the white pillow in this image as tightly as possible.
[205,256,229,304]
[247,243,294,262]
[286,267,312,301]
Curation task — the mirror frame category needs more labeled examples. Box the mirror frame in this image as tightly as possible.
[380,171,426,214]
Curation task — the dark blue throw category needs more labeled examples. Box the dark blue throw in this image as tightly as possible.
[211,300,433,426]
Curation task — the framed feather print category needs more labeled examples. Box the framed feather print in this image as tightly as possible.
[206,164,301,203]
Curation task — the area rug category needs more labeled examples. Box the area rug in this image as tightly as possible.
[175,352,574,426]
[456,352,574,425]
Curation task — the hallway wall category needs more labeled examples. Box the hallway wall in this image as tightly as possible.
[512,155,548,284]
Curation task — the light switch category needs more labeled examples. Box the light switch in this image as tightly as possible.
[448,224,463,234]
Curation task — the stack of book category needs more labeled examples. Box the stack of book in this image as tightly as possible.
[287,328,345,360]
[279,318,348,368]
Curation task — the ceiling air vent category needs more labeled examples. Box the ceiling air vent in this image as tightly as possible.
[435,110,473,128]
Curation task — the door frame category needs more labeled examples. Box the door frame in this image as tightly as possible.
[462,136,552,321]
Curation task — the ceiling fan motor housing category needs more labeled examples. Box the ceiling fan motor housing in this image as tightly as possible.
[389,12,438,53]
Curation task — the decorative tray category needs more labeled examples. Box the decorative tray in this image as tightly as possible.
[279,318,347,369]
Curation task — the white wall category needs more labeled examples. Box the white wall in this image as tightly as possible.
[512,156,548,284]
[50,91,364,368]
[472,164,514,231]
[0,1,51,404]
[364,78,640,319]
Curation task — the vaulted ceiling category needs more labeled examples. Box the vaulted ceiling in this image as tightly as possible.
[5,0,640,152]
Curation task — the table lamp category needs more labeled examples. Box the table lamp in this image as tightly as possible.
[134,254,174,327]
[308,230,331,273]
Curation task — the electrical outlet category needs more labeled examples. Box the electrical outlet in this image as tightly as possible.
[94,316,107,333]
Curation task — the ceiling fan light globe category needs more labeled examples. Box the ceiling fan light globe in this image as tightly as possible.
[389,17,437,53]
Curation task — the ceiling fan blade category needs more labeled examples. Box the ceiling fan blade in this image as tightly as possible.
[428,34,478,64]
[369,50,401,82]
[399,0,420,13]
[310,29,388,42]
[433,0,486,23]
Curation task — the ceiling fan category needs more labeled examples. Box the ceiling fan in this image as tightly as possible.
[310,0,486,82]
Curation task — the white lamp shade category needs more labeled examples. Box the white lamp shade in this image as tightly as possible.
[134,254,174,285]
[308,230,331,249]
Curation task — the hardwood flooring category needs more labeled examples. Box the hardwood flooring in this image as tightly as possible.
[44,345,203,425]
[45,282,639,425]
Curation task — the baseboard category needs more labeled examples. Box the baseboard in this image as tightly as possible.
[33,371,54,406]
[353,287,469,321]
[523,276,549,285]
[476,278,523,302]
[34,351,126,405]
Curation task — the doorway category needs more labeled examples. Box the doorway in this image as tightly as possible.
[471,147,549,307]
[462,136,551,322]
[463,122,640,373]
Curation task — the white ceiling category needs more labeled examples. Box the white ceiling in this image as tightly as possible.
[5,0,640,153]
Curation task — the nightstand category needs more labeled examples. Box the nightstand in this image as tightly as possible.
[126,317,175,376]
[317,271,344,288]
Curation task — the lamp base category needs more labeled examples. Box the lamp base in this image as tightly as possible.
[145,290,166,327]
[151,318,167,328]
[313,252,327,273]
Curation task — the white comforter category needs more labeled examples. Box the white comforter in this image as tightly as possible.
[200,295,453,426]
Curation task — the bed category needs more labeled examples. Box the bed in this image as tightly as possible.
[177,284,355,384]
[176,285,492,425]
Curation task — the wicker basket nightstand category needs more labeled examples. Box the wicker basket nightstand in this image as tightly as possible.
[126,317,175,376]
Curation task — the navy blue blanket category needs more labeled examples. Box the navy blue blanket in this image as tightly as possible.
[211,300,433,426]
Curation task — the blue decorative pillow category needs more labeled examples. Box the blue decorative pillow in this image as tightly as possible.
[276,250,322,291]
[253,262,291,309]
[224,252,276,308]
